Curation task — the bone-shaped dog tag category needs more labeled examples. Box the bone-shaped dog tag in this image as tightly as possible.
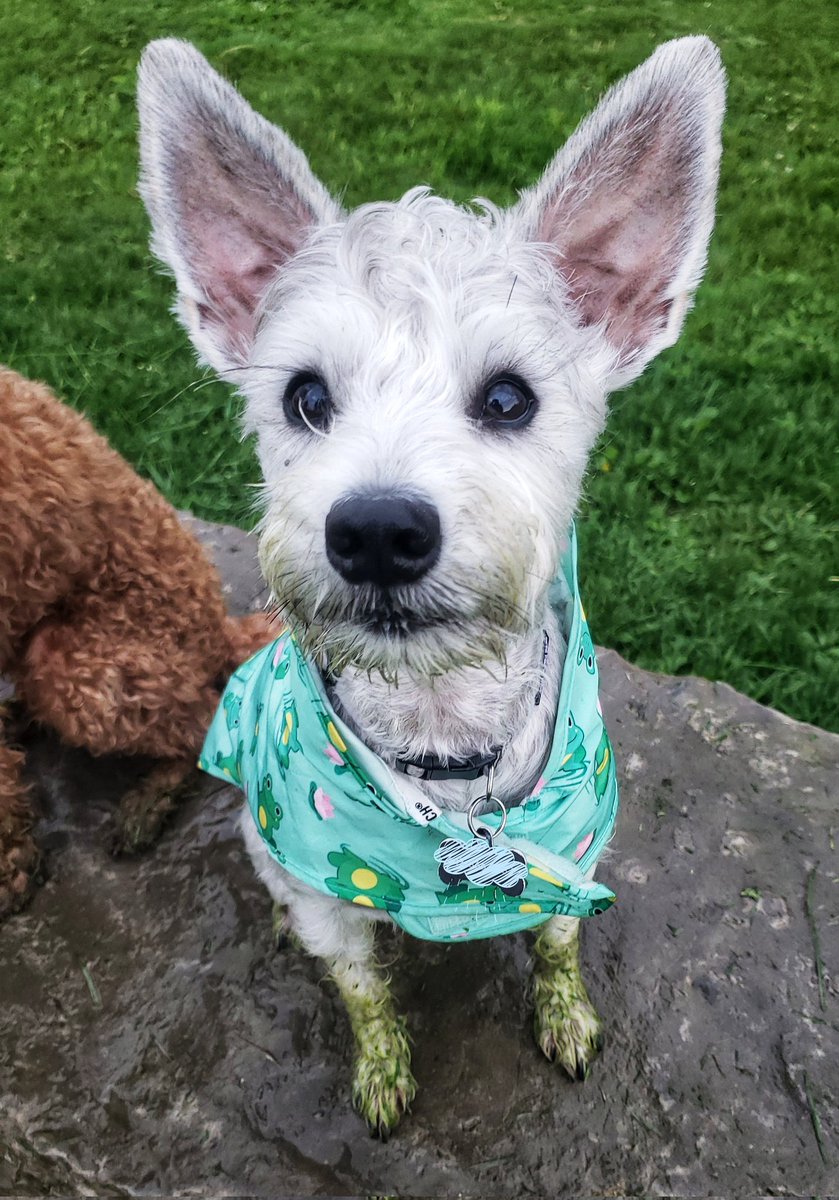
[434,835,528,896]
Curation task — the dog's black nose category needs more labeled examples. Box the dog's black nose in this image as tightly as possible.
[325,494,442,587]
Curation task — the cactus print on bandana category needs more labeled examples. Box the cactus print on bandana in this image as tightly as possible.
[199,524,619,943]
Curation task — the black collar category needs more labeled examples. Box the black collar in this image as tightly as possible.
[393,748,500,781]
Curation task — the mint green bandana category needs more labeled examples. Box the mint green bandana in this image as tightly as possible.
[199,526,618,942]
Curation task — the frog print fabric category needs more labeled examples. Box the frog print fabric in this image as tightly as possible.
[199,524,619,943]
[325,846,409,912]
[256,773,283,855]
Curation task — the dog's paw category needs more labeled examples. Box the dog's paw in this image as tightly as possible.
[110,763,195,855]
[0,834,42,919]
[533,968,604,1081]
[109,792,174,855]
[351,1014,417,1140]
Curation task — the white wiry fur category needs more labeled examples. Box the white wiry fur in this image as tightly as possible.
[137,36,725,1130]
[248,192,612,686]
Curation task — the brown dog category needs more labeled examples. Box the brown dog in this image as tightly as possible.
[0,366,271,918]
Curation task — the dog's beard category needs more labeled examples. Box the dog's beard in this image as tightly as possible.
[259,533,536,682]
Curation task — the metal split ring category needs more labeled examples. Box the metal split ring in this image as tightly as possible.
[467,760,508,839]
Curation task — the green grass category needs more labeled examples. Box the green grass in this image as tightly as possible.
[1,0,836,730]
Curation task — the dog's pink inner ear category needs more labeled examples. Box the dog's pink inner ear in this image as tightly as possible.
[518,38,725,382]
[540,93,695,364]
[173,125,315,359]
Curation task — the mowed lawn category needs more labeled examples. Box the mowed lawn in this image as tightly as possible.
[1,0,836,729]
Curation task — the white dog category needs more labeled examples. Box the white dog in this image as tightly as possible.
[138,36,724,1136]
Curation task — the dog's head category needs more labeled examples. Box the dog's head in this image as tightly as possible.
[138,38,724,679]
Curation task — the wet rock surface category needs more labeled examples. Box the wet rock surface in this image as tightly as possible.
[1,520,836,1197]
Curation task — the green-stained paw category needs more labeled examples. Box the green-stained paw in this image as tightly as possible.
[350,1010,417,1139]
[111,763,194,854]
[331,954,416,1136]
[533,963,603,1079]
[532,923,603,1080]
[111,788,175,853]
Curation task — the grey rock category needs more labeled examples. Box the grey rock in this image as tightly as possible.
[1,519,836,1197]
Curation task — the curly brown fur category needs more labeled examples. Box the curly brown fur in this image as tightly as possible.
[0,724,41,918]
[0,366,272,912]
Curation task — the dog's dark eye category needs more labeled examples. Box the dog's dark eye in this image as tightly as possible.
[479,376,535,429]
[283,373,333,432]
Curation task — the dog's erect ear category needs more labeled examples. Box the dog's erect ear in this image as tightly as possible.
[513,37,725,387]
[137,39,342,373]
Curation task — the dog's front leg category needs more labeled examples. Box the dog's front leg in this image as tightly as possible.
[284,891,416,1138]
[532,915,603,1080]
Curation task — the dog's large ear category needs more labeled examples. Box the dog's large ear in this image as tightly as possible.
[513,37,725,387]
[138,39,342,373]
